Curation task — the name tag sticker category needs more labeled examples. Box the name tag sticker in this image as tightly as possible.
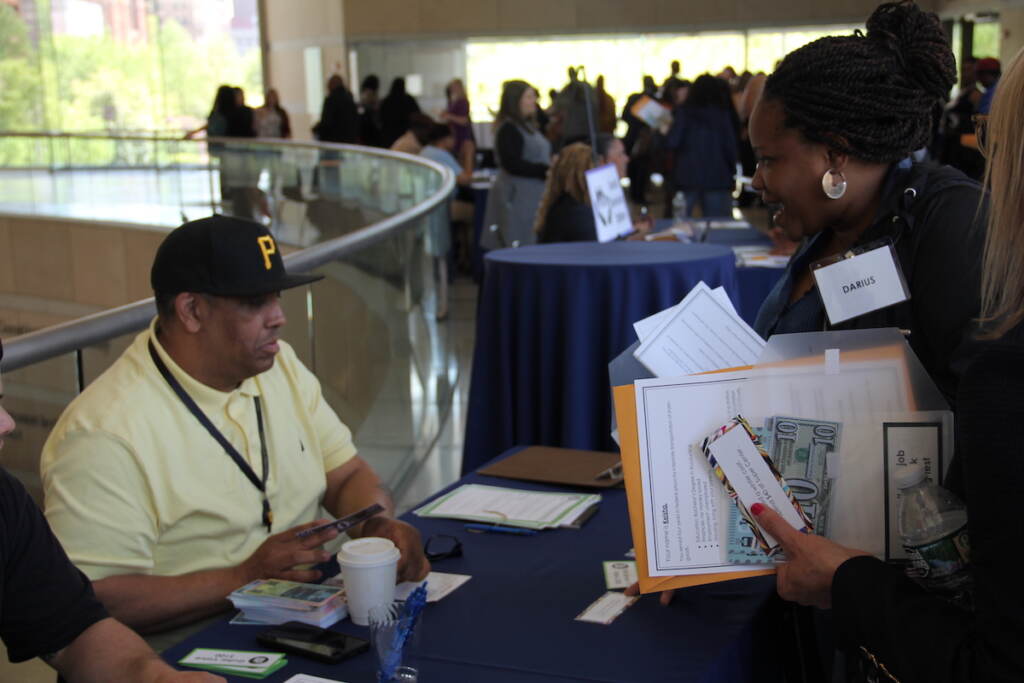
[812,243,910,325]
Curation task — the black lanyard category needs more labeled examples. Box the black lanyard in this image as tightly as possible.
[148,340,273,533]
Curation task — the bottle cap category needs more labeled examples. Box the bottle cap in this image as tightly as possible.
[894,462,926,489]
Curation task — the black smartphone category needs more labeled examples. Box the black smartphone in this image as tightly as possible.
[256,621,370,664]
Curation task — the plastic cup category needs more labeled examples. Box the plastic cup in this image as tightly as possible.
[338,537,400,625]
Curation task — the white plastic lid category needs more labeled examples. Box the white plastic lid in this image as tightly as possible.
[337,537,400,567]
[894,462,926,489]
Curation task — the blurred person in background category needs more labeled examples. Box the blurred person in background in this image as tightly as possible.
[553,67,597,149]
[421,123,473,320]
[666,74,738,218]
[535,136,650,243]
[622,75,659,204]
[440,78,475,163]
[254,88,290,139]
[314,75,359,144]
[595,75,617,134]
[380,77,422,148]
[358,75,384,147]
[976,56,1001,114]
[480,80,551,250]
[751,41,1024,683]
[390,113,435,155]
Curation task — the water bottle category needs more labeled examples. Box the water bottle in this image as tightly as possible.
[671,191,693,242]
[671,191,687,222]
[896,462,972,603]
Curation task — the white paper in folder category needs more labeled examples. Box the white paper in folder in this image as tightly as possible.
[633,282,765,377]
[632,333,947,578]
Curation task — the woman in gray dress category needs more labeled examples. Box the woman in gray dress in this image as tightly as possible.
[481,80,551,250]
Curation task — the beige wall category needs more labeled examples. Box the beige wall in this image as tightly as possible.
[344,0,944,38]
[262,0,348,139]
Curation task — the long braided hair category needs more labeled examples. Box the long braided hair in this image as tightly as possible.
[763,1,955,163]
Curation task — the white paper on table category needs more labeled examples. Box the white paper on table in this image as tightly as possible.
[574,591,638,625]
[413,484,595,528]
[633,282,765,377]
[395,572,471,603]
[284,675,350,683]
[632,284,737,342]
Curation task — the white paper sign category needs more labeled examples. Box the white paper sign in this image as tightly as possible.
[812,245,910,325]
[574,591,638,625]
[584,163,633,243]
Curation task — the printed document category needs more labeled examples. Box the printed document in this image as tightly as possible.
[633,282,765,377]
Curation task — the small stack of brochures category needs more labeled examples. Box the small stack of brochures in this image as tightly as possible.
[229,579,348,628]
[178,648,288,679]
[414,484,600,530]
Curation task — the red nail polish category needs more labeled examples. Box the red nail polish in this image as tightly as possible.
[751,503,765,516]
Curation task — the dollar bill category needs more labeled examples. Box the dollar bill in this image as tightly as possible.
[726,416,842,563]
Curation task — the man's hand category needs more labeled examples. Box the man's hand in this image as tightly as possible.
[751,503,868,609]
[238,518,340,584]
[50,617,227,683]
[624,582,675,606]
[360,517,431,582]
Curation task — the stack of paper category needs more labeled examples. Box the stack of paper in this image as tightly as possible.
[229,579,348,628]
[632,281,766,378]
[414,484,600,530]
[178,648,288,679]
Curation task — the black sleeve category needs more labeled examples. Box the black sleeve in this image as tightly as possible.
[831,341,1024,683]
[0,468,108,662]
[905,183,987,402]
[280,108,291,139]
[495,124,548,179]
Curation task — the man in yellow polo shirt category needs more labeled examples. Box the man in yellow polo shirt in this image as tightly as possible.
[40,215,430,648]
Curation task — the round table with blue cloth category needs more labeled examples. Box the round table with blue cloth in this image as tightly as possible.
[463,241,738,474]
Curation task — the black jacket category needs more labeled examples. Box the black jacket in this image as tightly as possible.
[755,161,988,410]
[833,328,1024,683]
[316,87,359,143]
[538,193,596,243]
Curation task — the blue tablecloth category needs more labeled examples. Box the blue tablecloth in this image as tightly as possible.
[463,242,737,474]
[162,447,779,682]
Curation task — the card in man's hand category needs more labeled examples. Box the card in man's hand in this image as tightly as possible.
[700,416,813,555]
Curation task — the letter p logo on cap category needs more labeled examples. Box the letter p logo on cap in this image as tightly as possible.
[257,235,276,270]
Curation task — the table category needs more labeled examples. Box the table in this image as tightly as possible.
[163,447,779,682]
[463,241,737,474]
[651,221,785,327]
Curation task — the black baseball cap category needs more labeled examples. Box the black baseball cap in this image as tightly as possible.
[151,215,323,297]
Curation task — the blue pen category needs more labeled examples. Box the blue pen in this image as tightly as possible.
[464,523,538,536]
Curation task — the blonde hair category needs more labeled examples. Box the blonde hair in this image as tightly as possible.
[533,143,596,234]
[979,47,1024,338]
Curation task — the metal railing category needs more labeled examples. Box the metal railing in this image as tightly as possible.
[1,139,455,371]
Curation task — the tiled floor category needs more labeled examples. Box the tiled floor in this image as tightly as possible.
[0,276,478,681]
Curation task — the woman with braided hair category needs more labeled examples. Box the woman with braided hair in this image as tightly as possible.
[751,42,1024,683]
[751,1,987,411]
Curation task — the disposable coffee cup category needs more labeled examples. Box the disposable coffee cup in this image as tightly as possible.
[338,537,400,626]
